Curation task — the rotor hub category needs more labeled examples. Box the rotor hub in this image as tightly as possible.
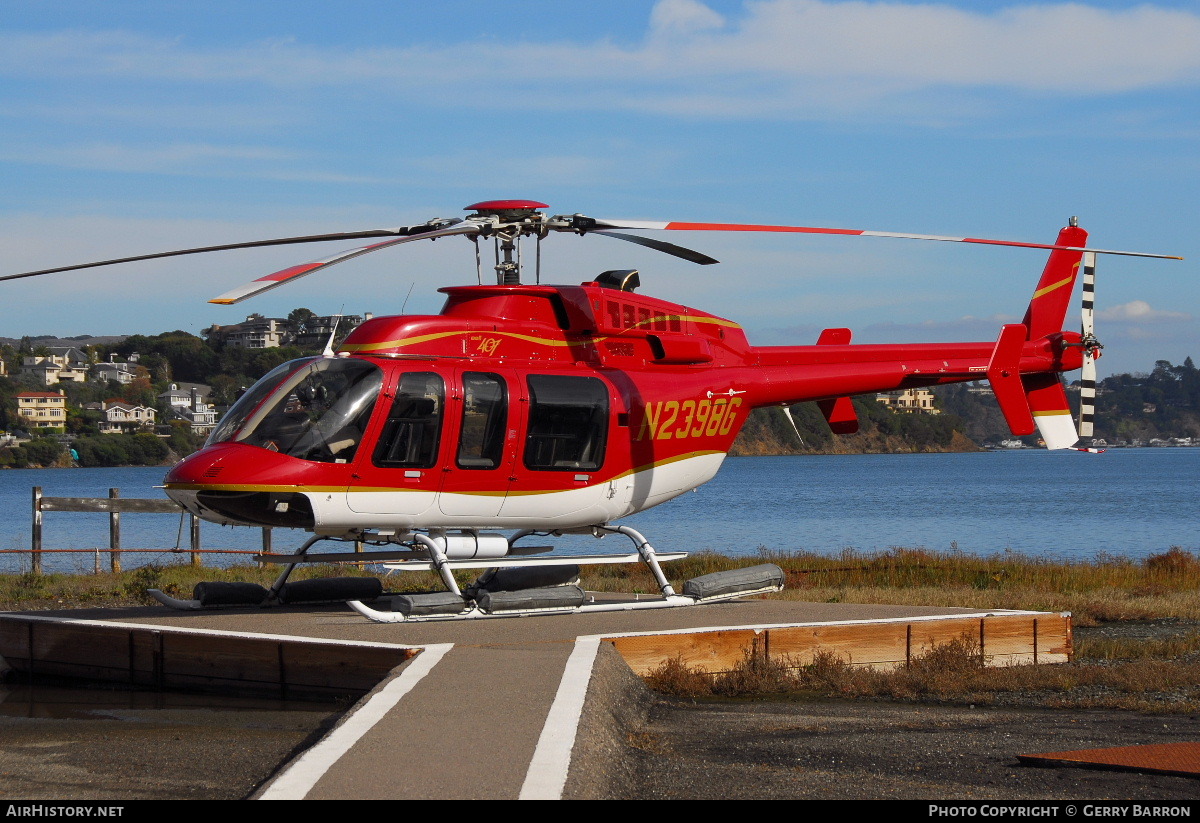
[465,200,549,223]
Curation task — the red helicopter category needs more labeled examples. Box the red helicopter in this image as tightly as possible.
[3,200,1180,621]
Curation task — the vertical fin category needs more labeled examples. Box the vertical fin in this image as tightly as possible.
[1021,225,1088,340]
[1025,373,1079,450]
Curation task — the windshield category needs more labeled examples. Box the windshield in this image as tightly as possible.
[206,357,317,447]
[212,357,383,463]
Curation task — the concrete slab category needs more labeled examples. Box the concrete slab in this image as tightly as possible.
[1,598,1064,799]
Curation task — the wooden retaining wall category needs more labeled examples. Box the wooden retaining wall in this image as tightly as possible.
[606,612,1072,675]
[0,615,413,701]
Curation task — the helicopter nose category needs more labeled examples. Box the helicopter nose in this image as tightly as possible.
[164,443,323,529]
[164,442,238,487]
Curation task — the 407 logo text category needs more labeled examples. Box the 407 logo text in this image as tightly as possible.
[636,397,743,441]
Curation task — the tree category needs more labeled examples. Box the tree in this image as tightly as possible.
[288,307,317,329]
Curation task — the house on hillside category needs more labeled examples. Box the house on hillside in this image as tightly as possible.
[203,315,287,349]
[158,383,218,436]
[203,312,369,350]
[875,387,940,414]
[16,391,67,431]
[21,347,89,386]
[91,353,141,385]
[86,400,157,434]
[291,313,369,349]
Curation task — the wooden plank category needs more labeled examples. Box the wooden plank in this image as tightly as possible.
[31,487,42,574]
[766,622,911,667]
[610,629,763,675]
[38,497,181,514]
[109,488,121,574]
[607,613,1071,675]
[0,616,412,699]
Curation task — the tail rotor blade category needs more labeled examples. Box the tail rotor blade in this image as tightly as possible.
[1079,252,1099,438]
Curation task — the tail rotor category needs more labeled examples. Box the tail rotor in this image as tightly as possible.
[1075,251,1107,452]
[1078,251,1101,438]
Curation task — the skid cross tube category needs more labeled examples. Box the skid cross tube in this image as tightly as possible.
[264,535,326,604]
[610,525,677,597]
[412,532,462,597]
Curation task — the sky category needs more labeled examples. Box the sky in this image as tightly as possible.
[0,0,1196,377]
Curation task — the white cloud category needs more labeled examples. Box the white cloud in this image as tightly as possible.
[650,0,727,36]
[1,2,1197,122]
[1097,300,1190,322]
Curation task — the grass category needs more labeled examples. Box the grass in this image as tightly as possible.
[6,546,1200,713]
[4,545,1200,619]
[645,628,1200,714]
[0,561,444,610]
[581,545,1200,626]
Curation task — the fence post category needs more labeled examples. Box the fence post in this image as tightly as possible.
[190,514,201,567]
[109,488,122,574]
[261,528,272,569]
[31,486,43,575]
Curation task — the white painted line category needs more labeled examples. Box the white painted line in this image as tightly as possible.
[259,643,454,800]
[519,636,602,801]
[0,613,411,650]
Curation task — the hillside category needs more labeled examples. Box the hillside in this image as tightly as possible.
[3,323,1196,462]
[732,357,1200,454]
[730,398,980,455]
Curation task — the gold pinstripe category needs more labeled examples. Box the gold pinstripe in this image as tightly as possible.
[164,450,725,496]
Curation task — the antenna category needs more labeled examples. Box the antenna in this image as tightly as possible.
[321,309,343,357]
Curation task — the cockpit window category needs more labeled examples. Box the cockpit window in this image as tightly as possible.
[213,358,383,463]
[206,357,317,447]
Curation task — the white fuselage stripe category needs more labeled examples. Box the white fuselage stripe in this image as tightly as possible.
[258,642,454,800]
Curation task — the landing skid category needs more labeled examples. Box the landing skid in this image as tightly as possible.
[147,525,784,618]
[348,578,785,623]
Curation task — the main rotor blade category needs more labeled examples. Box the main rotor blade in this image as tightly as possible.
[209,223,480,305]
[592,230,719,265]
[589,219,1183,260]
[0,221,463,283]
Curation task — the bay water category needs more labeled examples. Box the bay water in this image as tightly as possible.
[0,448,1195,574]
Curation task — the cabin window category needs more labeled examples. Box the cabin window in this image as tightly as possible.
[523,375,608,471]
[457,372,507,469]
[373,372,444,468]
[233,358,383,464]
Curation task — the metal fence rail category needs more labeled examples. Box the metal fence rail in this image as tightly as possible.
[9,487,274,573]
